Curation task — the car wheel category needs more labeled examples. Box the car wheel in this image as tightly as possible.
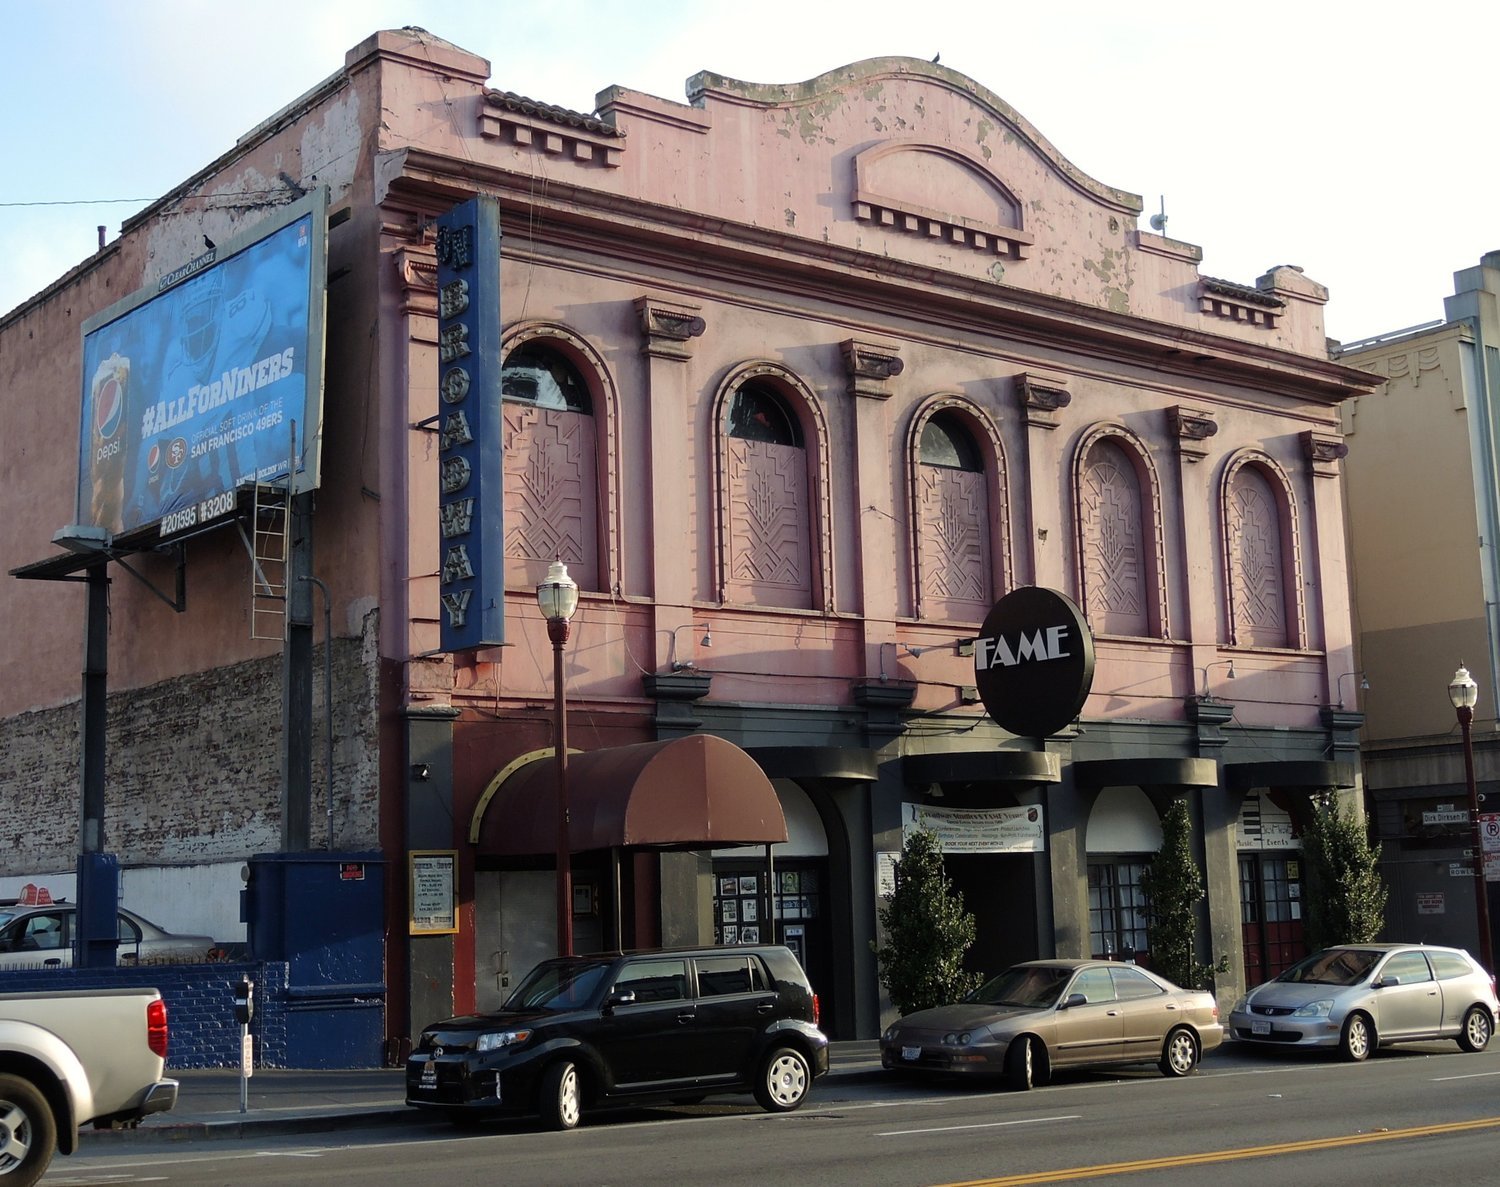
[0,1072,58,1187]
[1159,1026,1199,1077]
[1458,1005,1493,1053]
[1339,1012,1373,1062]
[1005,1036,1038,1091]
[754,1047,811,1113]
[539,1060,581,1131]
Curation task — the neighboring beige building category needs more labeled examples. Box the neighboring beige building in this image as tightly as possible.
[1338,253,1500,952]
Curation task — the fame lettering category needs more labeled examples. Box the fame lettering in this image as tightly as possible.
[439,498,474,538]
[975,626,1072,670]
[440,589,472,627]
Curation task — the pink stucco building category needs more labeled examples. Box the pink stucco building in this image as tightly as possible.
[0,28,1380,1049]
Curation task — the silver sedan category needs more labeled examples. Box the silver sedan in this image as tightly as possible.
[1228,943,1498,1060]
[880,959,1224,1090]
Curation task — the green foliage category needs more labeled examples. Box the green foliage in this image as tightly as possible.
[1140,799,1228,991]
[1301,792,1388,949]
[872,829,983,1015]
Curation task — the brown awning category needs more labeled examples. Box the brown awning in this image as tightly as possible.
[474,734,789,856]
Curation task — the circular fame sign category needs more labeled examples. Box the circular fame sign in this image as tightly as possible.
[973,587,1095,738]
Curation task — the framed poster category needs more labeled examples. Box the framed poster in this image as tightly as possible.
[409,850,458,935]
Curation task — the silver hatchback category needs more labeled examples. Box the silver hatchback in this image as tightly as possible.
[1229,943,1498,1061]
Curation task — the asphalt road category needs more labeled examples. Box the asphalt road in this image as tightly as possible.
[46,1043,1500,1186]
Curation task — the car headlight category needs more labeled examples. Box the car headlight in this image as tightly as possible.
[1231,997,1248,1014]
[941,1031,974,1046]
[1292,1000,1334,1019]
[882,1024,899,1043]
[475,1028,532,1052]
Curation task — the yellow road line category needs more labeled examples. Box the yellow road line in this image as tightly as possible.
[940,1115,1500,1185]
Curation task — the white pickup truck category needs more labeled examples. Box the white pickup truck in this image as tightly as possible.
[0,986,179,1185]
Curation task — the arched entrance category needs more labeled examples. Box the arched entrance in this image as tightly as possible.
[1085,787,1164,962]
[712,779,833,1027]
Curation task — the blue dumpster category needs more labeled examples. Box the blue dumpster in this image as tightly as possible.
[244,851,386,1068]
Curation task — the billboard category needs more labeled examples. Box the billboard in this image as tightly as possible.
[77,188,328,540]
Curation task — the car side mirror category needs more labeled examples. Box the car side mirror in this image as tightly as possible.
[1377,975,1400,988]
[603,989,637,1012]
[1062,992,1087,1009]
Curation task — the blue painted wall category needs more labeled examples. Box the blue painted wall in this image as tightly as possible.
[0,962,391,1069]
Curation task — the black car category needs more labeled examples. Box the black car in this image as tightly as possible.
[406,945,829,1130]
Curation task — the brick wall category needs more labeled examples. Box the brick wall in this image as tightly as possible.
[0,961,295,1068]
[0,609,380,871]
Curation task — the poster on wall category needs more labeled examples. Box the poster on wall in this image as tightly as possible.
[1236,790,1298,850]
[409,850,458,935]
[901,802,1045,853]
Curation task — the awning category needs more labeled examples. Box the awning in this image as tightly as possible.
[1072,757,1220,791]
[474,734,789,856]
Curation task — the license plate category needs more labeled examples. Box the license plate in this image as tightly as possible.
[1251,1019,1271,1035]
[901,1045,922,1061]
[420,1059,438,1088]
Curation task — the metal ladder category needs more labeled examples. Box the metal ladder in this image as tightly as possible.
[249,480,290,640]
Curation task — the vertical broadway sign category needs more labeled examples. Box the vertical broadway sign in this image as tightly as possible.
[436,197,504,650]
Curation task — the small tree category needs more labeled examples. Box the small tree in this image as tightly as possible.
[1301,791,1387,949]
[872,828,982,1015]
[1140,799,1227,991]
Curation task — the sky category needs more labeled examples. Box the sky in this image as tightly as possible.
[3,0,1498,345]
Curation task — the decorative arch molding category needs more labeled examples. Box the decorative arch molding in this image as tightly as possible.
[1219,449,1308,649]
[711,360,835,612]
[1070,422,1170,640]
[500,320,623,596]
[904,393,1012,621]
[852,140,1033,260]
[686,57,1141,216]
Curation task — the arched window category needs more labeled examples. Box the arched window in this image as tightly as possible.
[722,379,814,609]
[1080,439,1148,636]
[1074,427,1167,639]
[501,345,593,412]
[1223,457,1303,648]
[915,410,993,621]
[501,341,599,592]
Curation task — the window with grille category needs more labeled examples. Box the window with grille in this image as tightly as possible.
[1088,859,1149,960]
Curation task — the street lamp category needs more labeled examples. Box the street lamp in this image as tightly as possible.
[1448,665,1494,973]
[538,559,580,957]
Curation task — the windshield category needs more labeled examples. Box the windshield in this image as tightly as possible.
[971,965,1072,1009]
[1275,948,1380,987]
[504,960,611,1010]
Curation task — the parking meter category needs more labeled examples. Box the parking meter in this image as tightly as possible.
[232,978,255,1025]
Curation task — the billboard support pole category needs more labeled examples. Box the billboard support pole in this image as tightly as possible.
[80,560,108,854]
[76,559,120,969]
[281,420,314,852]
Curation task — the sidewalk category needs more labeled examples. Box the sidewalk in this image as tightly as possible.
[83,1041,885,1143]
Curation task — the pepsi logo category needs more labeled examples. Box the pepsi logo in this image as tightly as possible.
[95,376,124,440]
[147,442,162,473]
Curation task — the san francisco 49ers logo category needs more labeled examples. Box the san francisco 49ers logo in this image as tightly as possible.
[166,437,188,468]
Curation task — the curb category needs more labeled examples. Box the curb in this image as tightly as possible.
[80,1064,891,1144]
